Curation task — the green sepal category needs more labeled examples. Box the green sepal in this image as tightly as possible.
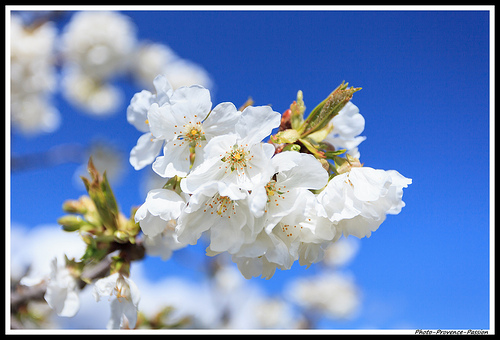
[270,129,300,144]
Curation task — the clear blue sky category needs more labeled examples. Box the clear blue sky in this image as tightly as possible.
[9,8,492,330]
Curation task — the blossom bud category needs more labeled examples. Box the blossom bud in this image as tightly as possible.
[58,215,89,231]
[299,82,361,137]
[270,129,300,144]
[62,199,87,214]
[290,90,306,130]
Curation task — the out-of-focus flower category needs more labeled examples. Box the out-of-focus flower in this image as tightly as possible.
[18,224,86,287]
[286,272,361,320]
[93,273,141,329]
[10,14,60,135]
[59,11,137,115]
[132,42,213,91]
[322,236,360,268]
[44,258,80,317]
[61,67,123,115]
[60,11,137,80]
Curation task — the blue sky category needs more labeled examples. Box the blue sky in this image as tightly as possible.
[9,8,493,331]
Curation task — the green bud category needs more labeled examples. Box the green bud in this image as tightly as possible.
[81,157,120,232]
[299,81,361,137]
[282,144,301,152]
[58,215,87,232]
[114,230,130,244]
[62,199,87,214]
[290,90,306,130]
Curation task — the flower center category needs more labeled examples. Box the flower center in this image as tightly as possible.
[174,121,205,147]
[264,180,289,205]
[221,144,253,172]
[183,122,204,143]
[203,194,237,219]
[114,276,131,302]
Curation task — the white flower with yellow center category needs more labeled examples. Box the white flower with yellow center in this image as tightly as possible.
[148,85,241,178]
[93,273,140,329]
[176,181,256,254]
[180,105,281,194]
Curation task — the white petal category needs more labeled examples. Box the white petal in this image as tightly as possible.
[274,152,328,190]
[203,102,241,138]
[349,167,391,202]
[126,90,154,132]
[107,298,125,329]
[236,105,281,145]
[331,101,365,138]
[129,132,163,170]
[147,103,179,141]
[93,273,120,301]
[202,133,238,160]
[152,74,173,106]
[152,140,191,178]
[169,85,211,121]
[144,188,186,220]
[138,211,167,237]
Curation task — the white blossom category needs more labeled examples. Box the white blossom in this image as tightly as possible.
[44,258,80,318]
[148,85,241,178]
[180,105,280,193]
[134,188,187,238]
[232,198,333,279]
[176,181,255,254]
[93,273,140,329]
[142,220,186,261]
[317,166,412,239]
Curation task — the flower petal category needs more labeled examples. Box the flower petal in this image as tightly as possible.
[203,102,241,138]
[169,85,211,122]
[152,140,191,178]
[236,105,281,145]
[129,132,163,170]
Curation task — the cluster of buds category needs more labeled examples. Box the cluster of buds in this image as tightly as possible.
[58,158,144,290]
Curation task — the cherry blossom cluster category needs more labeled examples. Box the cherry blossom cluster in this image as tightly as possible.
[128,75,412,280]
